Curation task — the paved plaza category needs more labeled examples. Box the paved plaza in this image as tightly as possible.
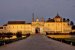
[0,34,75,50]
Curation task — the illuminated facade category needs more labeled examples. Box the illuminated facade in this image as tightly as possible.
[0,14,72,35]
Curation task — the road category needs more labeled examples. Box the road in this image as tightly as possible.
[0,34,75,50]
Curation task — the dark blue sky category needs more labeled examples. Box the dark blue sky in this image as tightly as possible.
[0,0,75,25]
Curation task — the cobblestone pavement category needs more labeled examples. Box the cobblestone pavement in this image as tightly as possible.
[0,34,75,50]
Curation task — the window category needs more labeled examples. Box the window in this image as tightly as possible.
[8,26,10,28]
[4,27,6,30]
[48,24,49,26]
[12,26,14,28]
[17,26,18,29]
[21,26,23,28]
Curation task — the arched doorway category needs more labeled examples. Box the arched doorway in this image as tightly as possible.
[35,27,40,34]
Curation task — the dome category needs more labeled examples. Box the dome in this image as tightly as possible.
[54,13,62,22]
[54,13,61,18]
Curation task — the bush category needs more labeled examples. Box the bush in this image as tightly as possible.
[1,33,6,39]
[0,41,4,46]
[4,39,14,44]
[72,42,75,46]
[26,33,30,37]
[0,33,2,39]
[6,32,13,39]
[16,32,22,38]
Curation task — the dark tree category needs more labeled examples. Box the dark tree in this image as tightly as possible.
[46,18,54,22]
[63,18,66,22]
[26,33,30,37]
[1,33,6,39]
[46,18,51,22]
[70,21,74,26]
[0,33,2,39]
[16,32,22,38]
[67,18,70,22]
[6,32,13,39]
[72,25,75,30]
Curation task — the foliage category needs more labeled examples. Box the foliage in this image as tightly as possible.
[0,33,2,38]
[6,32,13,39]
[46,18,55,22]
[63,18,66,22]
[26,33,30,37]
[66,18,70,22]
[1,33,6,39]
[72,25,75,29]
[16,32,22,38]
[70,21,74,26]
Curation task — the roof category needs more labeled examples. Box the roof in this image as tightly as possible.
[26,23,31,24]
[8,21,25,24]
[54,13,61,18]
[3,24,7,26]
[72,25,75,30]
[46,18,55,22]
[0,27,3,29]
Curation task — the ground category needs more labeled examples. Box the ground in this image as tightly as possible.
[0,34,75,50]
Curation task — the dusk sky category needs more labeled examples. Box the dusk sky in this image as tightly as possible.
[0,0,75,25]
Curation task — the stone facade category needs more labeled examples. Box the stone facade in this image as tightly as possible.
[0,15,72,34]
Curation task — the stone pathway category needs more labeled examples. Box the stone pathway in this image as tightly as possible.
[0,34,75,50]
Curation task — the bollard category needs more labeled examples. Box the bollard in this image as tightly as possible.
[61,39,62,42]
[4,42,5,45]
[70,42,72,46]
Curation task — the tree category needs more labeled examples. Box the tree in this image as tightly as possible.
[46,18,54,22]
[16,32,22,38]
[63,18,66,22]
[0,33,2,39]
[72,25,75,30]
[70,21,74,26]
[67,18,70,22]
[26,33,30,37]
[6,32,13,39]
[46,18,51,22]
[1,33,6,39]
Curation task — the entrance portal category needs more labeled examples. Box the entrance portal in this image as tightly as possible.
[35,27,40,33]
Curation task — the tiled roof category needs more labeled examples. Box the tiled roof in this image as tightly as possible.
[55,16,61,18]
[0,27,3,29]
[3,24,7,26]
[8,21,25,24]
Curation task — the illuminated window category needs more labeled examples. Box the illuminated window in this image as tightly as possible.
[21,26,22,28]
[47,24,49,26]
[9,30,10,32]
[17,26,18,29]
[63,24,66,26]
[12,26,14,28]
[4,27,6,30]
[9,26,10,28]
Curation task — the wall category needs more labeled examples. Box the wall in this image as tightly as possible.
[0,21,72,34]
[44,22,71,33]
[6,24,32,34]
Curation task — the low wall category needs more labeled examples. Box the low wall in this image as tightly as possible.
[47,35,72,38]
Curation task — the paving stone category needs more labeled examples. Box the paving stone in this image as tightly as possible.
[0,34,75,50]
